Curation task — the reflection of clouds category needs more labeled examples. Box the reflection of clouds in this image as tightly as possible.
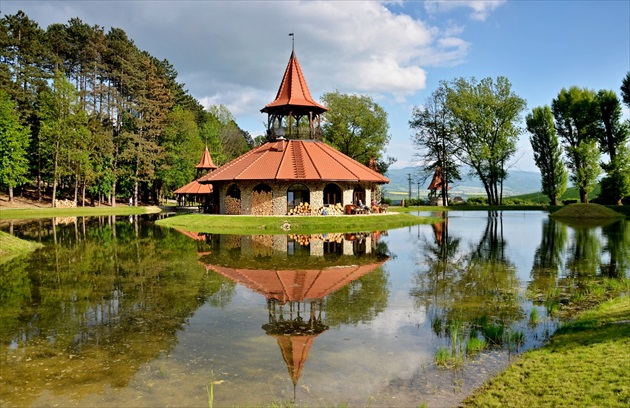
[366,295,427,336]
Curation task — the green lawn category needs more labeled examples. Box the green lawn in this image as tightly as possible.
[464,296,630,407]
[155,211,437,234]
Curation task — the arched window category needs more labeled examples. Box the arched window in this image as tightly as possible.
[353,186,365,205]
[227,184,241,199]
[323,183,342,206]
[287,184,310,212]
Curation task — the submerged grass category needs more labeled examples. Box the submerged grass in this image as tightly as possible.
[155,212,437,234]
[464,296,630,407]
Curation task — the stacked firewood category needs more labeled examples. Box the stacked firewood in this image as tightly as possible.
[288,202,312,215]
[289,234,312,246]
[252,234,274,257]
[225,196,241,215]
[289,232,346,245]
[251,190,273,215]
[318,203,344,215]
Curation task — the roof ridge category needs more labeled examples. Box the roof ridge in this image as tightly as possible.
[299,140,323,180]
[275,140,290,179]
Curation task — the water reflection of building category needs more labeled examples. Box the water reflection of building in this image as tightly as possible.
[176,229,388,399]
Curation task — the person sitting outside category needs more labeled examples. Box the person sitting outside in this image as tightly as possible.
[356,199,369,214]
[370,199,380,213]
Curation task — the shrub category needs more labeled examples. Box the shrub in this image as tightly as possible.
[467,196,487,205]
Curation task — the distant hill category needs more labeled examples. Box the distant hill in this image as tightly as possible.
[383,166,541,199]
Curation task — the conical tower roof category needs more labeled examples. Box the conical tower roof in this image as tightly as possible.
[196,146,218,170]
[261,51,328,116]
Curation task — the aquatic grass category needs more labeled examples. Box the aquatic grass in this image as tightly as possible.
[545,300,560,316]
[434,347,452,368]
[481,323,505,346]
[528,308,539,326]
[431,316,443,336]
[465,336,487,355]
[506,330,525,352]
[463,296,630,407]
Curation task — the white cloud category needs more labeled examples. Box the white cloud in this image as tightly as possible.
[424,0,507,21]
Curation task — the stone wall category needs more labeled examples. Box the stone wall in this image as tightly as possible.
[216,180,381,216]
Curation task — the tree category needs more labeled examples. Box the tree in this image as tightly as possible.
[0,90,30,202]
[526,105,568,205]
[621,71,630,109]
[410,85,461,206]
[551,87,601,203]
[157,106,203,200]
[595,90,630,205]
[38,71,88,206]
[320,91,394,172]
[445,77,526,205]
[201,105,250,166]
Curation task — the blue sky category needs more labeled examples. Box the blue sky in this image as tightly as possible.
[3,0,629,173]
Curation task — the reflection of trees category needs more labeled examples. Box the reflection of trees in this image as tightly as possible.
[528,219,568,296]
[0,217,235,406]
[323,266,389,326]
[565,225,603,278]
[411,212,523,331]
[600,220,630,279]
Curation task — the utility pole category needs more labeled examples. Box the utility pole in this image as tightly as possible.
[407,173,412,202]
[417,180,421,202]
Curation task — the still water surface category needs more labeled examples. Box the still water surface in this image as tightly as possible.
[1,211,628,407]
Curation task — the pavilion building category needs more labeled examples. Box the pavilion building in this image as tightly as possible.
[196,49,389,215]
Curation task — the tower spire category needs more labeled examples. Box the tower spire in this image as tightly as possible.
[289,32,294,52]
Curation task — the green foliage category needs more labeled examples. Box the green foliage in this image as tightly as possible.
[444,76,527,205]
[0,90,31,197]
[552,86,602,203]
[321,91,394,172]
[526,105,568,205]
[0,11,213,205]
[410,86,461,206]
[466,196,487,205]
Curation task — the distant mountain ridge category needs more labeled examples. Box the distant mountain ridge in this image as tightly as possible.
[383,166,541,199]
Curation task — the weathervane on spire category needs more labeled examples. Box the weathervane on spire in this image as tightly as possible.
[289,33,294,51]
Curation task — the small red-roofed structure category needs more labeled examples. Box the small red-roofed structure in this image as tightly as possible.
[173,146,218,211]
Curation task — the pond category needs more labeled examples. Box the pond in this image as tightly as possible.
[1,211,628,407]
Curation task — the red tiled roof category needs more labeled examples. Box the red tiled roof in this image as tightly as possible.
[274,335,317,386]
[261,51,328,115]
[205,260,387,304]
[173,179,213,195]
[198,139,389,184]
[428,166,450,190]
[196,146,218,169]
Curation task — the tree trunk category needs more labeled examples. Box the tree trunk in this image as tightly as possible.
[580,188,588,203]
[9,187,14,203]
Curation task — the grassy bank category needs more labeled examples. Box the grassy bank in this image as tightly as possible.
[392,204,630,217]
[0,230,43,263]
[0,206,161,220]
[463,296,630,407]
[155,212,437,234]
